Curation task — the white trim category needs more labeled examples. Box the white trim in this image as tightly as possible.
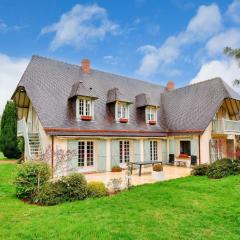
[76,97,94,120]
[145,106,157,124]
[115,101,129,122]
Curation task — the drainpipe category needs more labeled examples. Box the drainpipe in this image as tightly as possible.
[51,135,54,178]
[198,135,201,165]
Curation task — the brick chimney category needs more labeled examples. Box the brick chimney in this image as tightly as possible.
[166,80,175,91]
[81,59,90,74]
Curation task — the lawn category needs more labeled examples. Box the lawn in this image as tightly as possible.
[0,164,240,240]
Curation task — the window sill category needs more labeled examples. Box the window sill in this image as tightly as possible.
[81,116,93,121]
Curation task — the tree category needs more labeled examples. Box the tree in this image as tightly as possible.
[0,101,21,158]
[224,47,240,86]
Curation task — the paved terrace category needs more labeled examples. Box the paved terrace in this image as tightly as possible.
[85,165,192,188]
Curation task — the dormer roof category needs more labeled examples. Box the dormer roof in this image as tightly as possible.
[69,81,98,99]
[107,88,133,104]
[135,93,160,108]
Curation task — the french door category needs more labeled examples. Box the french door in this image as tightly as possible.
[150,140,158,161]
[78,141,94,167]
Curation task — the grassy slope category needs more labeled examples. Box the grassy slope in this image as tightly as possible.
[0,164,240,240]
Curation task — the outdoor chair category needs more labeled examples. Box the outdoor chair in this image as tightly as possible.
[168,154,175,165]
[191,155,197,165]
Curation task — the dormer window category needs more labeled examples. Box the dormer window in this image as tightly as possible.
[146,106,157,125]
[68,81,98,121]
[78,97,94,120]
[116,101,129,123]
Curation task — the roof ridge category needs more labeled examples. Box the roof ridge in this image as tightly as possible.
[164,77,222,94]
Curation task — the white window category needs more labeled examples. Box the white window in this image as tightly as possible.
[77,97,94,118]
[78,141,94,167]
[146,106,157,123]
[116,102,129,120]
[150,140,158,161]
[120,140,130,163]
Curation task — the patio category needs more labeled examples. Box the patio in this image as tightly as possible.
[85,165,192,188]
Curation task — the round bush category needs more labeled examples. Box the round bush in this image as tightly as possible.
[87,181,107,198]
[62,173,88,201]
[15,161,50,199]
[191,164,209,176]
[207,158,234,179]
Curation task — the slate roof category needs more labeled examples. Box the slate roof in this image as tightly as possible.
[13,55,240,136]
[69,81,98,99]
[135,93,159,108]
[107,88,133,104]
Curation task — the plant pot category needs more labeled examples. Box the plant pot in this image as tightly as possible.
[111,167,122,172]
[149,120,156,125]
[81,116,92,121]
[152,171,165,181]
[119,118,128,123]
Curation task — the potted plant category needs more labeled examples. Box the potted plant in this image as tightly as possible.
[111,165,122,172]
[149,120,156,125]
[152,164,164,181]
[119,118,128,123]
[81,116,92,121]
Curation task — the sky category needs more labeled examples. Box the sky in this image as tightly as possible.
[0,0,240,114]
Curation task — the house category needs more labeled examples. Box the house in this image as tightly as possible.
[12,55,240,175]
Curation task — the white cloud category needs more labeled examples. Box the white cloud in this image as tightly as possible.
[0,54,29,115]
[137,4,222,77]
[190,59,240,91]
[41,4,119,50]
[227,0,240,23]
[206,28,240,55]
[103,55,118,65]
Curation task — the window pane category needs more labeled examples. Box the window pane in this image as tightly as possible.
[78,141,85,166]
[79,99,84,116]
[86,141,94,166]
[85,100,91,116]
[119,140,130,163]
[120,141,123,163]
[180,141,191,156]
[150,141,158,161]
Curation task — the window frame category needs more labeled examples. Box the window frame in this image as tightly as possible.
[146,106,157,123]
[78,140,95,167]
[119,140,130,163]
[115,101,129,121]
[76,97,94,120]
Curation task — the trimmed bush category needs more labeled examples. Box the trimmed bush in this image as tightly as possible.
[87,181,107,198]
[15,161,50,199]
[61,173,88,201]
[34,173,88,205]
[232,159,240,175]
[191,164,209,176]
[206,158,234,179]
[33,181,67,206]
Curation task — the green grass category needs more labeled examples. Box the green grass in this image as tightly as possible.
[1,164,240,240]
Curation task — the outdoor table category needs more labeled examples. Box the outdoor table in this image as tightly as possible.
[130,161,162,176]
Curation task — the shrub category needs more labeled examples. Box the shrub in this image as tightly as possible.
[34,173,88,205]
[87,181,107,198]
[232,159,240,175]
[61,173,88,201]
[206,158,234,179]
[0,101,21,159]
[33,181,67,206]
[153,164,163,172]
[191,164,209,176]
[15,161,50,199]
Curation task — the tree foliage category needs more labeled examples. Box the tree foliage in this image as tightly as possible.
[224,47,240,86]
[0,101,21,158]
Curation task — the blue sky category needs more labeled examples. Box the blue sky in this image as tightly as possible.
[0,0,240,113]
